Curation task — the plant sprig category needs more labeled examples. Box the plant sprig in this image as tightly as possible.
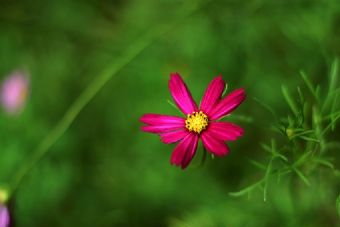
[230,59,340,205]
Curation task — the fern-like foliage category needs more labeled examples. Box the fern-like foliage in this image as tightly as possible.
[230,59,340,205]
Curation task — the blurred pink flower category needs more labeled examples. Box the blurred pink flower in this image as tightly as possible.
[0,204,9,227]
[1,70,29,115]
[140,73,246,169]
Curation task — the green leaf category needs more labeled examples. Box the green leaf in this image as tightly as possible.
[296,86,305,126]
[300,71,319,101]
[261,140,288,163]
[276,168,292,184]
[281,85,299,116]
[297,86,304,104]
[336,192,340,218]
[290,128,305,133]
[324,109,340,120]
[322,110,340,135]
[299,136,319,143]
[316,85,321,98]
[313,158,334,169]
[167,99,183,114]
[274,153,289,162]
[229,180,264,197]
[329,59,338,96]
[253,97,277,119]
[249,160,267,170]
[261,143,272,154]
[324,59,339,111]
[294,150,313,167]
[222,83,228,96]
[289,129,315,139]
[294,168,311,186]
[331,92,339,131]
[263,159,273,202]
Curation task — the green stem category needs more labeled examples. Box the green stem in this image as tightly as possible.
[9,3,206,193]
[312,106,326,154]
[11,34,153,191]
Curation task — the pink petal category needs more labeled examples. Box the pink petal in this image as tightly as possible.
[207,122,244,141]
[200,76,225,116]
[181,136,199,169]
[140,114,185,133]
[209,88,246,120]
[140,114,184,125]
[169,73,198,115]
[170,133,199,169]
[141,125,184,134]
[1,71,29,115]
[0,205,10,227]
[160,129,190,144]
[201,131,230,156]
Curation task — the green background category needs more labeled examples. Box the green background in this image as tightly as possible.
[1,0,340,226]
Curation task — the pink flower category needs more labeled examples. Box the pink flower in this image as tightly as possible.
[0,204,9,227]
[1,70,29,115]
[140,73,246,169]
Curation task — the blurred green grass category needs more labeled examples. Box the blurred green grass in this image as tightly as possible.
[1,0,340,226]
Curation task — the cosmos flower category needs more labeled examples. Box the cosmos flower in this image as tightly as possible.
[0,204,9,227]
[0,70,29,115]
[140,73,246,169]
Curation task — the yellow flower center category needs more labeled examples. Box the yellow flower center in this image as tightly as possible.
[185,111,209,134]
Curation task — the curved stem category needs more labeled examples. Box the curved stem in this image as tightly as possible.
[9,2,207,193]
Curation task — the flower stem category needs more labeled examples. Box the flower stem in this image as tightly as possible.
[8,3,206,193]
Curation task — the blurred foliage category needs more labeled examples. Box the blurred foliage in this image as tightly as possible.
[230,60,340,200]
[1,0,340,227]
